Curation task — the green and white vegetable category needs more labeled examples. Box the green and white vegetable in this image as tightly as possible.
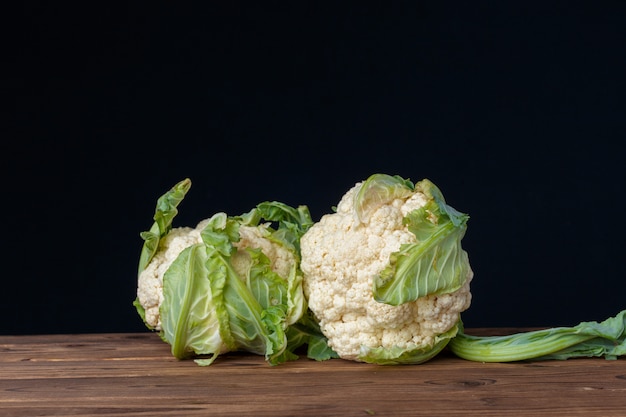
[300,174,473,364]
[134,178,335,366]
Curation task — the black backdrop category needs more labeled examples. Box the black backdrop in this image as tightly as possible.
[6,2,626,335]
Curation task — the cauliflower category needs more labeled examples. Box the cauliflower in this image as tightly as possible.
[134,178,313,366]
[301,174,473,363]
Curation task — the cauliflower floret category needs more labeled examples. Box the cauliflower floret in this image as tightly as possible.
[231,225,296,279]
[301,181,473,361]
[136,225,204,330]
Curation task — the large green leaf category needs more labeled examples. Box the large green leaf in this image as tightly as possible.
[160,243,230,363]
[137,178,191,275]
[373,180,470,305]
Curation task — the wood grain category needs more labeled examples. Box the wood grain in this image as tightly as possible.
[1,331,625,416]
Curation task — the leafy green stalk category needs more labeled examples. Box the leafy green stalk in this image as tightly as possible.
[448,310,626,362]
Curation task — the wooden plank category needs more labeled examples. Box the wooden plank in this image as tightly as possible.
[1,332,625,416]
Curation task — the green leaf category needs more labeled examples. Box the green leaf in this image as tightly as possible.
[448,310,626,362]
[137,178,191,275]
[244,248,289,311]
[255,201,314,254]
[160,243,229,361]
[283,311,339,362]
[132,298,150,330]
[199,212,237,256]
[354,174,415,224]
[218,250,287,361]
[373,180,470,305]
[252,202,311,327]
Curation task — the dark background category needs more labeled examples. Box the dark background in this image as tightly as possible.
[6,2,626,335]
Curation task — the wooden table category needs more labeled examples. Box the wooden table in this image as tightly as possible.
[1,330,625,416]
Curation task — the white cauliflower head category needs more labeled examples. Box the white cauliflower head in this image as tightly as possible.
[301,175,473,362]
